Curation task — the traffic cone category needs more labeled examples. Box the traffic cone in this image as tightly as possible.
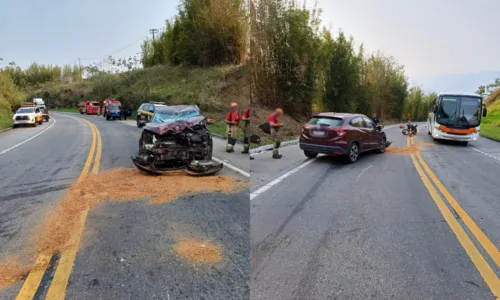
[399,122,404,129]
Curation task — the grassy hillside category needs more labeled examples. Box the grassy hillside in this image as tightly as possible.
[21,64,250,135]
[482,88,500,140]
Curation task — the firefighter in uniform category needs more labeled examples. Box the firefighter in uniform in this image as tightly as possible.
[241,106,251,154]
[268,108,284,159]
[225,102,241,153]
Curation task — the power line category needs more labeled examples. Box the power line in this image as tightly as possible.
[79,36,147,61]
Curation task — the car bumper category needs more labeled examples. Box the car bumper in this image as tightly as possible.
[299,141,346,155]
[13,119,36,125]
[432,129,479,142]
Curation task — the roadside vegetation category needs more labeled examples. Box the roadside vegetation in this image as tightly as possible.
[1,0,497,144]
[248,0,438,140]
[481,85,500,140]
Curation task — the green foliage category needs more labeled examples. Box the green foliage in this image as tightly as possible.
[251,0,322,118]
[251,0,410,120]
[476,78,500,98]
[0,72,23,128]
[1,62,83,89]
[142,0,248,67]
[23,64,248,114]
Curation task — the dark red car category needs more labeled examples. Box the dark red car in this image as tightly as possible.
[299,113,387,163]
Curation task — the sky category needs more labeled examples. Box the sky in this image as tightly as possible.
[316,0,500,90]
[1,0,499,92]
[0,0,178,69]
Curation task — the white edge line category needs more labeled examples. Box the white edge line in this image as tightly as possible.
[470,146,500,163]
[250,158,317,200]
[212,157,250,178]
[0,118,57,155]
[356,164,373,180]
[119,120,251,177]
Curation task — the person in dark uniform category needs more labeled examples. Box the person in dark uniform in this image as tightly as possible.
[371,113,381,125]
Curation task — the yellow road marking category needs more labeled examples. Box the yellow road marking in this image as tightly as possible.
[15,254,52,300]
[416,152,500,268]
[411,135,500,268]
[45,119,102,300]
[408,137,500,297]
[15,117,101,300]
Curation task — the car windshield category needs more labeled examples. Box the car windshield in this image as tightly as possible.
[17,108,34,114]
[108,104,120,110]
[308,117,343,127]
[437,95,482,127]
[90,102,99,106]
[152,108,200,123]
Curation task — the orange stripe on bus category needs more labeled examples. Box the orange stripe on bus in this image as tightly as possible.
[438,125,476,134]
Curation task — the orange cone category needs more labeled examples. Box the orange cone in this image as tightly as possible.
[399,122,404,129]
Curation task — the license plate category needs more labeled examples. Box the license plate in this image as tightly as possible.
[312,130,325,136]
[141,115,145,119]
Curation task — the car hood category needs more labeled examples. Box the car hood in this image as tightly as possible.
[145,116,206,135]
[15,113,35,117]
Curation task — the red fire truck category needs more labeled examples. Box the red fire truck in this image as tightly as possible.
[78,101,100,115]
[102,99,122,118]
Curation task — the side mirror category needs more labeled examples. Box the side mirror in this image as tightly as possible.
[206,119,215,125]
[377,125,384,131]
[483,105,487,117]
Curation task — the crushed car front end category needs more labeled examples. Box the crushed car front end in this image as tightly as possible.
[132,106,223,176]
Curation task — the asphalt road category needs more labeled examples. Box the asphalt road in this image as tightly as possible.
[0,113,250,300]
[250,124,500,300]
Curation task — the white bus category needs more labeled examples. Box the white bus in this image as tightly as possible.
[427,93,487,146]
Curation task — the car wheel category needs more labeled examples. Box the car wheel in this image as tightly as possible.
[12,124,17,129]
[137,118,144,128]
[304,150,318,159]
[346,142,359,163]
[376,137,386,153]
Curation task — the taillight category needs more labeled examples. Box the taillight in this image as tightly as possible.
[334,127,347,137]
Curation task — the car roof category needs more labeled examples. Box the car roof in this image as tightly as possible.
[156,105,199,113]
[438,92,481,98]
[313,112,365,119]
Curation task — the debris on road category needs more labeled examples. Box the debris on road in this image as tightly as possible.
[36,168,247,256]
[0,169,248,290]
[173,239,223,265]
[386,140,434,155]
[0,260,30,290]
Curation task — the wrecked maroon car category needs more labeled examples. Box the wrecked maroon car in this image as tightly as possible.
[132,105,223,176]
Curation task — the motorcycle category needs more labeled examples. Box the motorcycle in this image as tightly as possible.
[402,123,417,135]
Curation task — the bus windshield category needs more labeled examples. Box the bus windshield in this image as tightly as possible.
[437,95,482,127]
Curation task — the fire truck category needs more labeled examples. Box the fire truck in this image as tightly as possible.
[102,99,122,118]
[78,100,100,115]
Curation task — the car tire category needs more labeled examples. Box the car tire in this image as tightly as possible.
[376,137,386,153]
[304,150,318,159]
[346,142,359,163]
[12,124,17,129]
[137,118,144,128]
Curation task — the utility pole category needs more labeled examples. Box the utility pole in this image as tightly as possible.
[149,29,159,41]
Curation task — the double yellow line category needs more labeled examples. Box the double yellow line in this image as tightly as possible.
[17,117,102,300]
[408,136,500,297]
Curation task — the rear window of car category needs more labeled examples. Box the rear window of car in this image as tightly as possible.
[307,117,343,127]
